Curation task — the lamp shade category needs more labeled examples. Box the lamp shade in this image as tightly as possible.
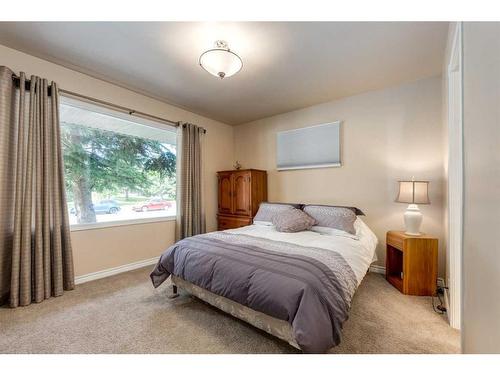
[396,180,430,204]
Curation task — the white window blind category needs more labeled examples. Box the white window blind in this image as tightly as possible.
[276,121,341,171]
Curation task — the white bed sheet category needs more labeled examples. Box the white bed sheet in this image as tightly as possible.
[227,218,378,285]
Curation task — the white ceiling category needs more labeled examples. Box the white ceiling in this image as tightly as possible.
[0,22,448,125]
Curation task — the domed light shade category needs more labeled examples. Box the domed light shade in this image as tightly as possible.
[199,40,242,79]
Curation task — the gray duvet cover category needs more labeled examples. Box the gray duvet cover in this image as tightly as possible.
[150,231,357,353]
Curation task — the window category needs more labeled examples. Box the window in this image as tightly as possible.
[59,96,177,228]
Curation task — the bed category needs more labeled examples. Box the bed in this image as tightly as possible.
[151,209,377,353]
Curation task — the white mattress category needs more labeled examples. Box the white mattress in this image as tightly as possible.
[227,218,378,285]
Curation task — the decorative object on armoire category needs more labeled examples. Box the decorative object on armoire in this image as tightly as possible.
[0,66,74,307]
[276,121,341,171]
[217,169,267,230]
[233,161,242,170]
[176,122,206,240]
[395,178,430,235]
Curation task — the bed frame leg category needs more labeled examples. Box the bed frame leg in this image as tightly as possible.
[169,284,179,299]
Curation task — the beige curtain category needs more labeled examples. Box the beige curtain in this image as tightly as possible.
[176,122,206,240]
[0,66,74,307]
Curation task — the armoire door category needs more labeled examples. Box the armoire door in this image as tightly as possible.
[218,172,233,214]
[232,171,251,216]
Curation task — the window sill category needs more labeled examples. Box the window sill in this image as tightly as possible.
[70,216,176,232]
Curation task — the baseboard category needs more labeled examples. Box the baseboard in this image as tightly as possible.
[75,257,159,285]
[369,264,386,274]
[76,260,444,288]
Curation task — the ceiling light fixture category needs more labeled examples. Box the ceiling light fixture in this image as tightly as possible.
[199,40,243,79]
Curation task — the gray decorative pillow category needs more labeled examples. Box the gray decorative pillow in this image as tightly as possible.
[303,205,357,234]
[254,203,297,224]
[271,208,317,233]
[305,204,364,216]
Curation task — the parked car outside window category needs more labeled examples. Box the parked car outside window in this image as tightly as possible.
[70,200,121,216]
[132,198,172,212]
[96,200,120,214]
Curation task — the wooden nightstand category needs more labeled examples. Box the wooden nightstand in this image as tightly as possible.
[386,231,438,296]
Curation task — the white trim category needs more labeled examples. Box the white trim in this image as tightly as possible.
[446,22,463,330]
[443,288,451,323]
[75,257,159,285]
[369,264,386,274]
[70,215,176,232]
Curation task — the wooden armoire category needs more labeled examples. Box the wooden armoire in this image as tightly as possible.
[217,169,267,230]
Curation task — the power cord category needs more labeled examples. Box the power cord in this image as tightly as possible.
[432,286,448,314]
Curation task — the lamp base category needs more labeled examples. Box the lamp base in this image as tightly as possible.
[404,204,423,235]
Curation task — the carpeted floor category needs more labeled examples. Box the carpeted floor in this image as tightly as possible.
[0,267,460,354]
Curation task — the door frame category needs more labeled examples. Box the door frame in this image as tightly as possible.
[447,22,463,331]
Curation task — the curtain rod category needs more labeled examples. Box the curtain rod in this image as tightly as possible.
[60,88,179,128]
[11,74,207,133]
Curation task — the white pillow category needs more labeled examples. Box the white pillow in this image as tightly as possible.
[253,220,274,226]
[311,217,375,241]
[310,225,360,240]
[354,217,379,263]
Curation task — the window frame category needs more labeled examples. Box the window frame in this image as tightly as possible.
[70,216,176,232]
[60,93,178,232]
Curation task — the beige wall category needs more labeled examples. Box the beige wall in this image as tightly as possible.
[0,44,234,277]
[234,76,446,275]
[462,22,500,353]
[70,221,175,276]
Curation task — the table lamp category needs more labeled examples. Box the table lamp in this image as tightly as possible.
[396,178,430,235]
